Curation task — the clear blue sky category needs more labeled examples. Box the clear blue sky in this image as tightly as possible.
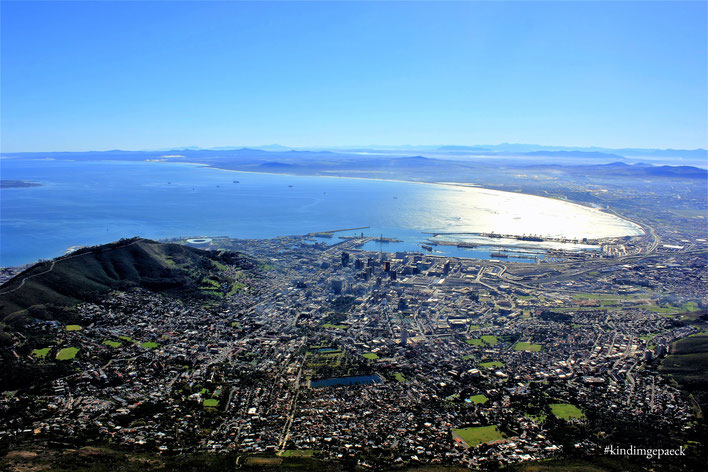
[1,1,706,152]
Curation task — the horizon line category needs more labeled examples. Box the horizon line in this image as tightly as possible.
[2,143,707,155]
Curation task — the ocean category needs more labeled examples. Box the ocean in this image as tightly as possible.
[0,159,643,266]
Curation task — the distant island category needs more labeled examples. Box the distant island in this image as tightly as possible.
[0,180,42,188]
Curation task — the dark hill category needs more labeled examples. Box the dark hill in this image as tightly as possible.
[523,162,708,180]
[258,161,296,168]
[0,238,253,327]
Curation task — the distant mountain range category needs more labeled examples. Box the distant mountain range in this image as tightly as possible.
[2,146,706,181]
[5,143,704,161]
[521,150,626,160]
[429,143,707,160]
[528,161,708,179]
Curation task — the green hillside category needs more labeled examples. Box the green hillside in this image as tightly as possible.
[0,237,253,328]
[661,332,708,413]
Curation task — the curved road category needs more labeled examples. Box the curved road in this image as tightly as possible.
[0,260,57,295]
[0,238,143,296]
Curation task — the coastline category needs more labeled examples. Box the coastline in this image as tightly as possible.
[173,161,645,236]
[0,158,647,266]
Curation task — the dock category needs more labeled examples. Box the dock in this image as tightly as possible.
[307,226,370,236]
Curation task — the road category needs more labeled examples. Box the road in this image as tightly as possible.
[0,260,56,295]
[277,354,306,452]
[0,238,143,295]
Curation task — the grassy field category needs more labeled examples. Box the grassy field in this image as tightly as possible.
[280,450,315,458]
[305,349,343,368]
[645,301,700,315]
[469,324,482,331]
[203,399,219,407]
[32,347,51,359]
[141,341,159,349]
[467,394,488,404]
[526,413,547,424]
[394,373,406,382]
[56,347,79,360]
[362,352,379,360]
[466,338,484,346]
[65,325,82,331]
[102,340,121,348]
[452,425,504,447]
[318,350,343,358]
[245,456,282,466]
[322,323,347,329]
[514,342,543,352]
[573,293,636,301]
[479,361,503,369]
[549,403,585,420]
[481,335,498,345]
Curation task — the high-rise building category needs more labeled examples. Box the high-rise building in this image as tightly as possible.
[400,328,408,346]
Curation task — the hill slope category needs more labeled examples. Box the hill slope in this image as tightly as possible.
[0,237,252,327]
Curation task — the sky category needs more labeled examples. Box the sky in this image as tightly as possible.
[1,1,706,152]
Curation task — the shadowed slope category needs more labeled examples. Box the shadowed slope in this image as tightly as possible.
[0,237,252,326]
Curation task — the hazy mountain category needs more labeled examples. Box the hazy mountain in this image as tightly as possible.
[521,150,626,160]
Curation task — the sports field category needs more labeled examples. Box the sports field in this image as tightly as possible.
[32,347,51,358]
[467,394,488,404]
[514,342,543,352]
[549,403,585,420]
[56,347,79,360]
[452,425,504,447]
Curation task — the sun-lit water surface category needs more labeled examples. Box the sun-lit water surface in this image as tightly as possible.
[0,159,642,266]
